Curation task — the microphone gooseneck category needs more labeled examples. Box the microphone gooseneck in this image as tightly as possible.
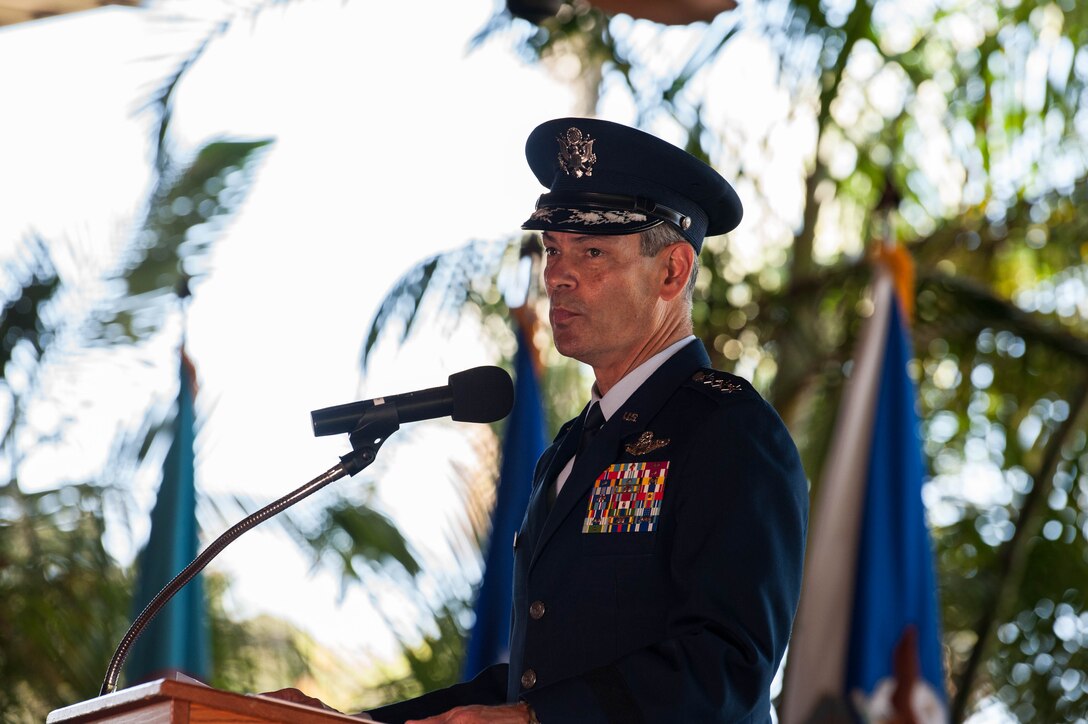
[101,462,350,696]
[101,366,514,696]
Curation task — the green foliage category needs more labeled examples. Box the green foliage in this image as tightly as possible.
[367,599,473,707]
[0,476,321,720]
[301,502,422,586]
[205,573,313,695]
[0,483,132,721]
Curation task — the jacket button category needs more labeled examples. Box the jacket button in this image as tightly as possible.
[529,601,546,620]
[520,669,537,689]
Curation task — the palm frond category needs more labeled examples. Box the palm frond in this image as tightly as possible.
[0,237,59,381]
[84,138,272,345]
[361,237,518,369]
[141,0,295,169]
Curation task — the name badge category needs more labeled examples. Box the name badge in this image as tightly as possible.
[582,461,668,533]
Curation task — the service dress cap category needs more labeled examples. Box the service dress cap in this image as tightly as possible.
[521,117,742,251]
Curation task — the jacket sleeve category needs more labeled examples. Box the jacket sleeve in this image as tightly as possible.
[522,397,809,723]
[365,435,573,723]
[365,664,508,723]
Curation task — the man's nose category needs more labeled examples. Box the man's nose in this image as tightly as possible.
[544,257,575,292]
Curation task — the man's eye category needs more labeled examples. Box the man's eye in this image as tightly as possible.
[587,248,603,258]
[544,247,559,256]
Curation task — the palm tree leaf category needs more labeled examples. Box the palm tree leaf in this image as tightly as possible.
[361,238,512,368]
[141,0,295,169]
[0,237,59,380]
[85,138,272,344]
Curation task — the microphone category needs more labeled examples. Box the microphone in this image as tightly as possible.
[311,365,514,437]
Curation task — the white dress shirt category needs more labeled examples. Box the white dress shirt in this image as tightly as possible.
[554,335,696,496]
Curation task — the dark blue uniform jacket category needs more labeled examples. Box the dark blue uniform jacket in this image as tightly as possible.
[371,340,808,723]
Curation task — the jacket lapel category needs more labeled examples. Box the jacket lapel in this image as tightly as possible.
[529,340,712,569]
[522,409,587,553]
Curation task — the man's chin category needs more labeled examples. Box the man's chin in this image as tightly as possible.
[552,337,586,362]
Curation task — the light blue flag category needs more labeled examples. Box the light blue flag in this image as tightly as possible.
[463,326,548,678]
[127,352,208,684]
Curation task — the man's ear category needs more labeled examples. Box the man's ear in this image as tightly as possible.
[659,242,695,302]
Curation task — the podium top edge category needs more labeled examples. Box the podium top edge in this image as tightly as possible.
[48,678,372,723]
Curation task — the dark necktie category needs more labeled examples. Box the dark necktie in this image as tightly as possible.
[577,402,606,457]
[548,402,606,509]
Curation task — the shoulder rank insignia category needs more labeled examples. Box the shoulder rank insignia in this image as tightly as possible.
[692,369,745,394]
[625,431,670,456]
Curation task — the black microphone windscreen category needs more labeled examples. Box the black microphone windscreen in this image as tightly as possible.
[449,366,514,423]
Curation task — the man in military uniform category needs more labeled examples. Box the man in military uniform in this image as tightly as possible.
[364,118,809,723]
[270,117,808,722]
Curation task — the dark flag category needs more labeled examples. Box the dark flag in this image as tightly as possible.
[463,326,548,678]
[127,350,209,684]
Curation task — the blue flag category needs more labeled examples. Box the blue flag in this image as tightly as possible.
[127,351,209,684]
[463,326,548,678]
[845,298,946,718]
[783,271,946,722]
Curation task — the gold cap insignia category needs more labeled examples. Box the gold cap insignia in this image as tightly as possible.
[625,431,670,456]
[557,127,596,178]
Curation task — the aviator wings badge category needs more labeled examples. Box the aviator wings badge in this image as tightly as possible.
[625,431,670,456]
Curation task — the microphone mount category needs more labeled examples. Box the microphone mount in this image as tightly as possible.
[339,398,400,476]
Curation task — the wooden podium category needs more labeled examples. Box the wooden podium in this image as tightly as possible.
[47,678,375,724]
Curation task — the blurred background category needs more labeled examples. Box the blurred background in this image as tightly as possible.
[0,0,1086,721]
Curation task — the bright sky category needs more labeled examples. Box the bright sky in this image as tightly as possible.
[0,0,575,675]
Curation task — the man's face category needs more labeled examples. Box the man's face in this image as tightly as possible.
[542,230,665,371]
